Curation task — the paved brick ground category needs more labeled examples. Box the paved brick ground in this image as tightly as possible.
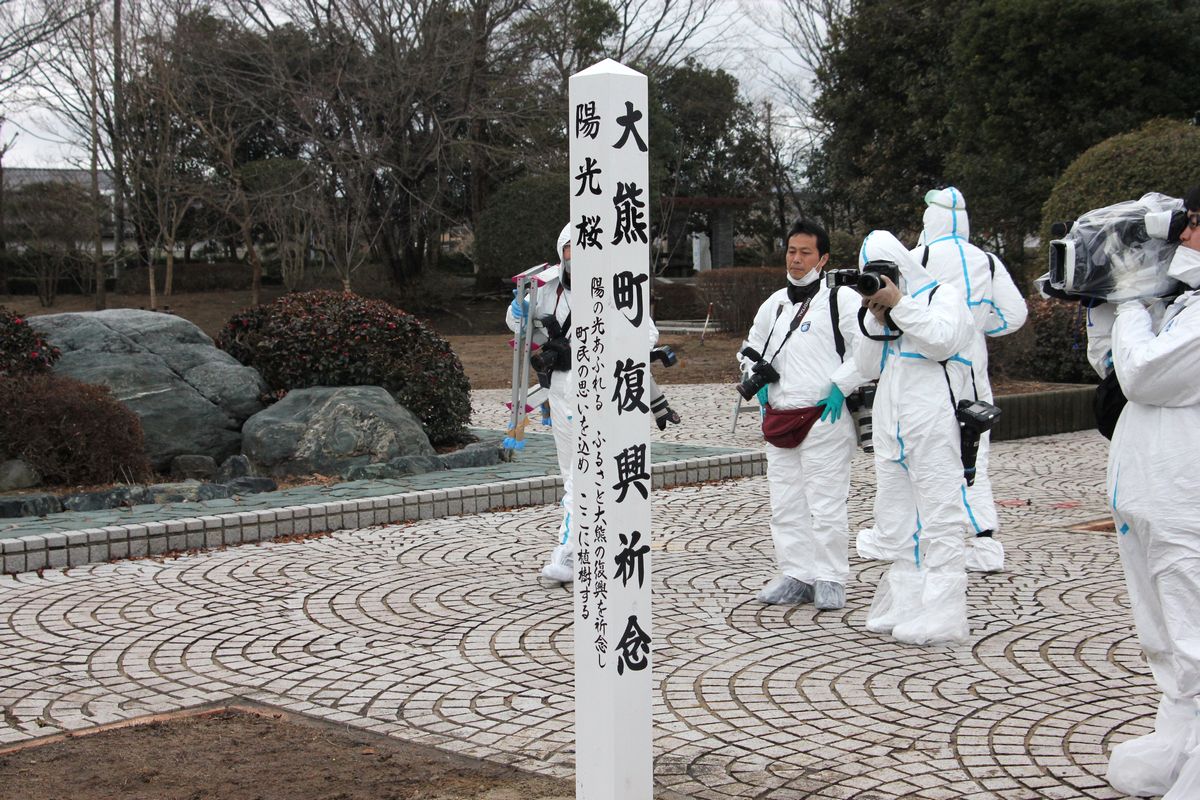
[0,385,1149,799]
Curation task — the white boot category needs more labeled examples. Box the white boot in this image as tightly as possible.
[891,569,969,645]
[855,527,888,561]
[540,544,574,583]
[965,534,1004,573]
[1109,695,1197,798]
[866,560,923,634]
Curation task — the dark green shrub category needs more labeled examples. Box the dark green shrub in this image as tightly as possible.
[0,306,61,377]
[696,267,780,333]
[988,297,1095,384]
[217,290,472,445]
[474,173,570,293]
[1041,118,1200,244]
[0,374,152,484]
[653,280,707,320]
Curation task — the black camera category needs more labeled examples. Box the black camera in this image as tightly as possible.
[825,260,901,295]
[956,399,1001,486]
[735,346,781,401]
[530,315,571,377]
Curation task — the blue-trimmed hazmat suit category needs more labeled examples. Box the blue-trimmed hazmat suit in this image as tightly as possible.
[1104,240,1200,798]
[853,231,975,645]
[858,187,1027,573]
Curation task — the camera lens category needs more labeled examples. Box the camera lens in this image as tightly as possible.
[857,272,883,295]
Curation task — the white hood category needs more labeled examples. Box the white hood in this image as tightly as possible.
[922,186,970,241]
[860,230,938,294]
[557,223,572,262]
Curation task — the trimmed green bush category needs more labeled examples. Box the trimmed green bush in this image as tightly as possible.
[217,291,472,445]
[988,297,1095,384]
[0,306,61,377]
[474,173,570,293]
[0,374,152,484]
[1041,117,1200,243]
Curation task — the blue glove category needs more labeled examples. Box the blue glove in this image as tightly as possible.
[817,384,846,423]
[510,291,529,321]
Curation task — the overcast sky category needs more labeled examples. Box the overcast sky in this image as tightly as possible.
[3,0,800,170]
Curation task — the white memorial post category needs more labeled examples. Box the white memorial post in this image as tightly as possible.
[569,59,653,800]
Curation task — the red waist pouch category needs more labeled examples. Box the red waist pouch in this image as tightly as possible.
[761,403,821,448]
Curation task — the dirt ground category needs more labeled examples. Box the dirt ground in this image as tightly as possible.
[0,705,572,800]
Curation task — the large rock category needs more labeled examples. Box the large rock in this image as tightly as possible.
[242,386,434,477]
[30,310,268,470]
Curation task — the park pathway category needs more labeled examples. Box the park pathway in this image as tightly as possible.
[0,385,1147,799]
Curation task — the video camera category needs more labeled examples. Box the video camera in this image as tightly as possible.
[1041,192,1184,303]
[735,346,780,401]
[825,260,901,296]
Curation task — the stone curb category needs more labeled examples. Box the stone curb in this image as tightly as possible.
[992,386,1096,441]
[0,451,764,577]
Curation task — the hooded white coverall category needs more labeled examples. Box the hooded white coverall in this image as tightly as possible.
[743,282,867,589]
[854,231,975,645]
[506,223,659,581]
[1104,246,1200,798]
[860,188,1027,573]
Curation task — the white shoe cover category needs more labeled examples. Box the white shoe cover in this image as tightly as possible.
[866,560,923,634]
[1108,695,1196,798]
[1163,739,1200,800]
[756,575,814,605]
[891,571,969,645]
[540,544,574,583]
[855,527,888,561]
[965,536,1004,573]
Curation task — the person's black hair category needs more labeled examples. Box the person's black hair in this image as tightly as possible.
[1184,186,1200,212]
[785,218,830,257]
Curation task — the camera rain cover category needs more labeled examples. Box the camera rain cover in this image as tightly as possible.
[1043,192,1182,302]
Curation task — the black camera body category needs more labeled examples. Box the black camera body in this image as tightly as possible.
[735,346,781,401]
[956,398,1002,486]
[530,315,571,376]
[825,260,901,296]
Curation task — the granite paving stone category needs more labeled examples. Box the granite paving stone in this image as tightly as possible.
[0,384,1151,798]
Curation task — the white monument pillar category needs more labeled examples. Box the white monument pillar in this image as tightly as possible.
[568,59,653,800]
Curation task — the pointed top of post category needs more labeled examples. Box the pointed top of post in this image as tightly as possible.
[572,58,644,79]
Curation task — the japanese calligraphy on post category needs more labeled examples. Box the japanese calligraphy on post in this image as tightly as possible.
[569,59,653,800]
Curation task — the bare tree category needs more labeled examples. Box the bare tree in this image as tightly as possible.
[1,0,90,95]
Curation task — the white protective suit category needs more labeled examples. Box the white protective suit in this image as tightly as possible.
[860,188,1027,573]
[853,231,975,645]
[742,277,867,606]
[1104,244,1200,798]
[506,223,660,583]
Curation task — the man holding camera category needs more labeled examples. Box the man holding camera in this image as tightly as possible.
[740,219,868,611]
[1104,190,1200,799]
[857,187,1027,573]
[507,222,679,584]
[850,230,975,645]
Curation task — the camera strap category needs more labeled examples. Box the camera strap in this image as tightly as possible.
[856,306,902,341]
[762,294,816,365]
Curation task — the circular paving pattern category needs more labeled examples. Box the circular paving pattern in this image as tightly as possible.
[0,395,1150,798]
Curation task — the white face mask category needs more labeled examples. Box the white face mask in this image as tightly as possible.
[1167,245,1200,288]
[787,269,821,287]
